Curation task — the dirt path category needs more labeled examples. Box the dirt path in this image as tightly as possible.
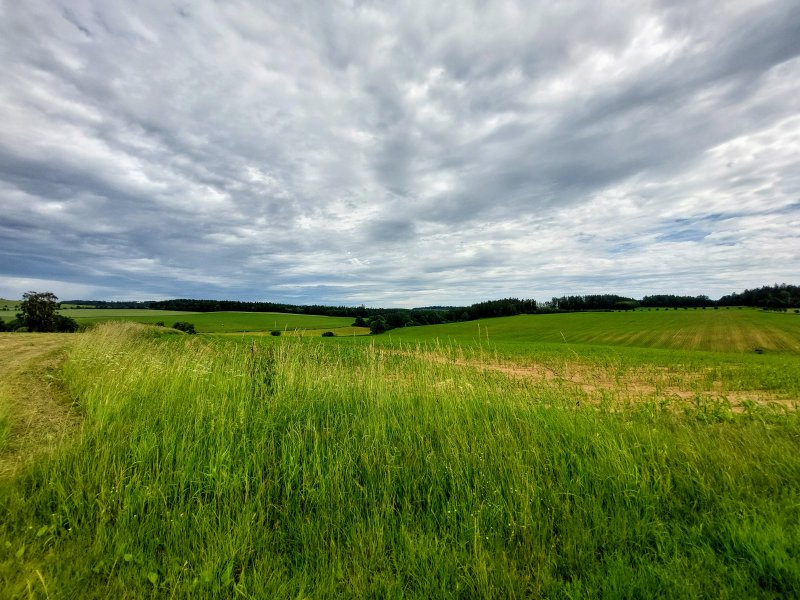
[0,333,78,477]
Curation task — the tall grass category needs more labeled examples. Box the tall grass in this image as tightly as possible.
[1,323,799,598]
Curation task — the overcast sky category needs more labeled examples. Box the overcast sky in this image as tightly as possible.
[1,1,798,306]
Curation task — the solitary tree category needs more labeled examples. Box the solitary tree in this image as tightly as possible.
[368,316,387,334]
[18,291,59,332]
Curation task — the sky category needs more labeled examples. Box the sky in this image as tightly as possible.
[1,1,798,307]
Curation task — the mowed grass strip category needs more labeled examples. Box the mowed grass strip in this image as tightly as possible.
[385,308,800,353]
[1,323,798,598]
[0,334,78,478]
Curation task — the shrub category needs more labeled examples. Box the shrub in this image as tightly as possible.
[270,330,281,336]
[321,331,335,337]
[54,314,79,332]
[172,322,197,335]
[155,321,165,327]
[4,318,23,331]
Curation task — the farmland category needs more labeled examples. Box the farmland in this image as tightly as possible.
[0,308,356,333]
[384,308,800,353]
[1,310,799,597]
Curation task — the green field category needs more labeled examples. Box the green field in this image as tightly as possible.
[0,309,356,333]
[384,308,800,353]
[0,299,89,312]
[1,310,799,597]
[0,299,20,311]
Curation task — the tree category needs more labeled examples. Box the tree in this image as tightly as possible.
[368,316,387,334]
[18,291,59,332]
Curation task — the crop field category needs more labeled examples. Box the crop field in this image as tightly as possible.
[385,308,800,353]
[1,312,799,597]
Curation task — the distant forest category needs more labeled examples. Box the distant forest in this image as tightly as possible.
[63,284,798,333]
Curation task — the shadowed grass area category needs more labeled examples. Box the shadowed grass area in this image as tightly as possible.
[1,323,798,597]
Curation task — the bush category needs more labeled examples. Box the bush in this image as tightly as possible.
[172,322,197,335]
[54,314,79,332]
[270,330,281,336]
[321,331,335,337]
[155,321,165,327]
[5,319,23,331]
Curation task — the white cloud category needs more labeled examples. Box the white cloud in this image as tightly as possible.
[0,0,798,305]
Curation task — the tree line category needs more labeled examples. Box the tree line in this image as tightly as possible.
[59,284,798,319]
[4,283,794,335]
[717,284,800,310]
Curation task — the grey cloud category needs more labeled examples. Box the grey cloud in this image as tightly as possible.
[0,0,798,305]
[365,218,417,244]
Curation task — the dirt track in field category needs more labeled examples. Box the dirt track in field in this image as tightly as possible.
[0,334,79,477]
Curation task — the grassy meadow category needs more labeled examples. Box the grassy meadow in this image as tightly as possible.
[0,310,799,598]
[0,308,357,334]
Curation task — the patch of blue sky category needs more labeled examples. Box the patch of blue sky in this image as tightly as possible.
[657,229,708,242]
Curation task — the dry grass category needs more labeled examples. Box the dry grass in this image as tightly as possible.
[0,333,80,478]
[387,346,796,412]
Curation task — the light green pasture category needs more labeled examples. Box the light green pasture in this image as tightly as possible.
[62,309,353,333]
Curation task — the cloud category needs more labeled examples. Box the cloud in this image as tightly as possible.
[0,0,798,306]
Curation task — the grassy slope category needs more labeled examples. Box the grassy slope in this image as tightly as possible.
[1,323,798,598]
